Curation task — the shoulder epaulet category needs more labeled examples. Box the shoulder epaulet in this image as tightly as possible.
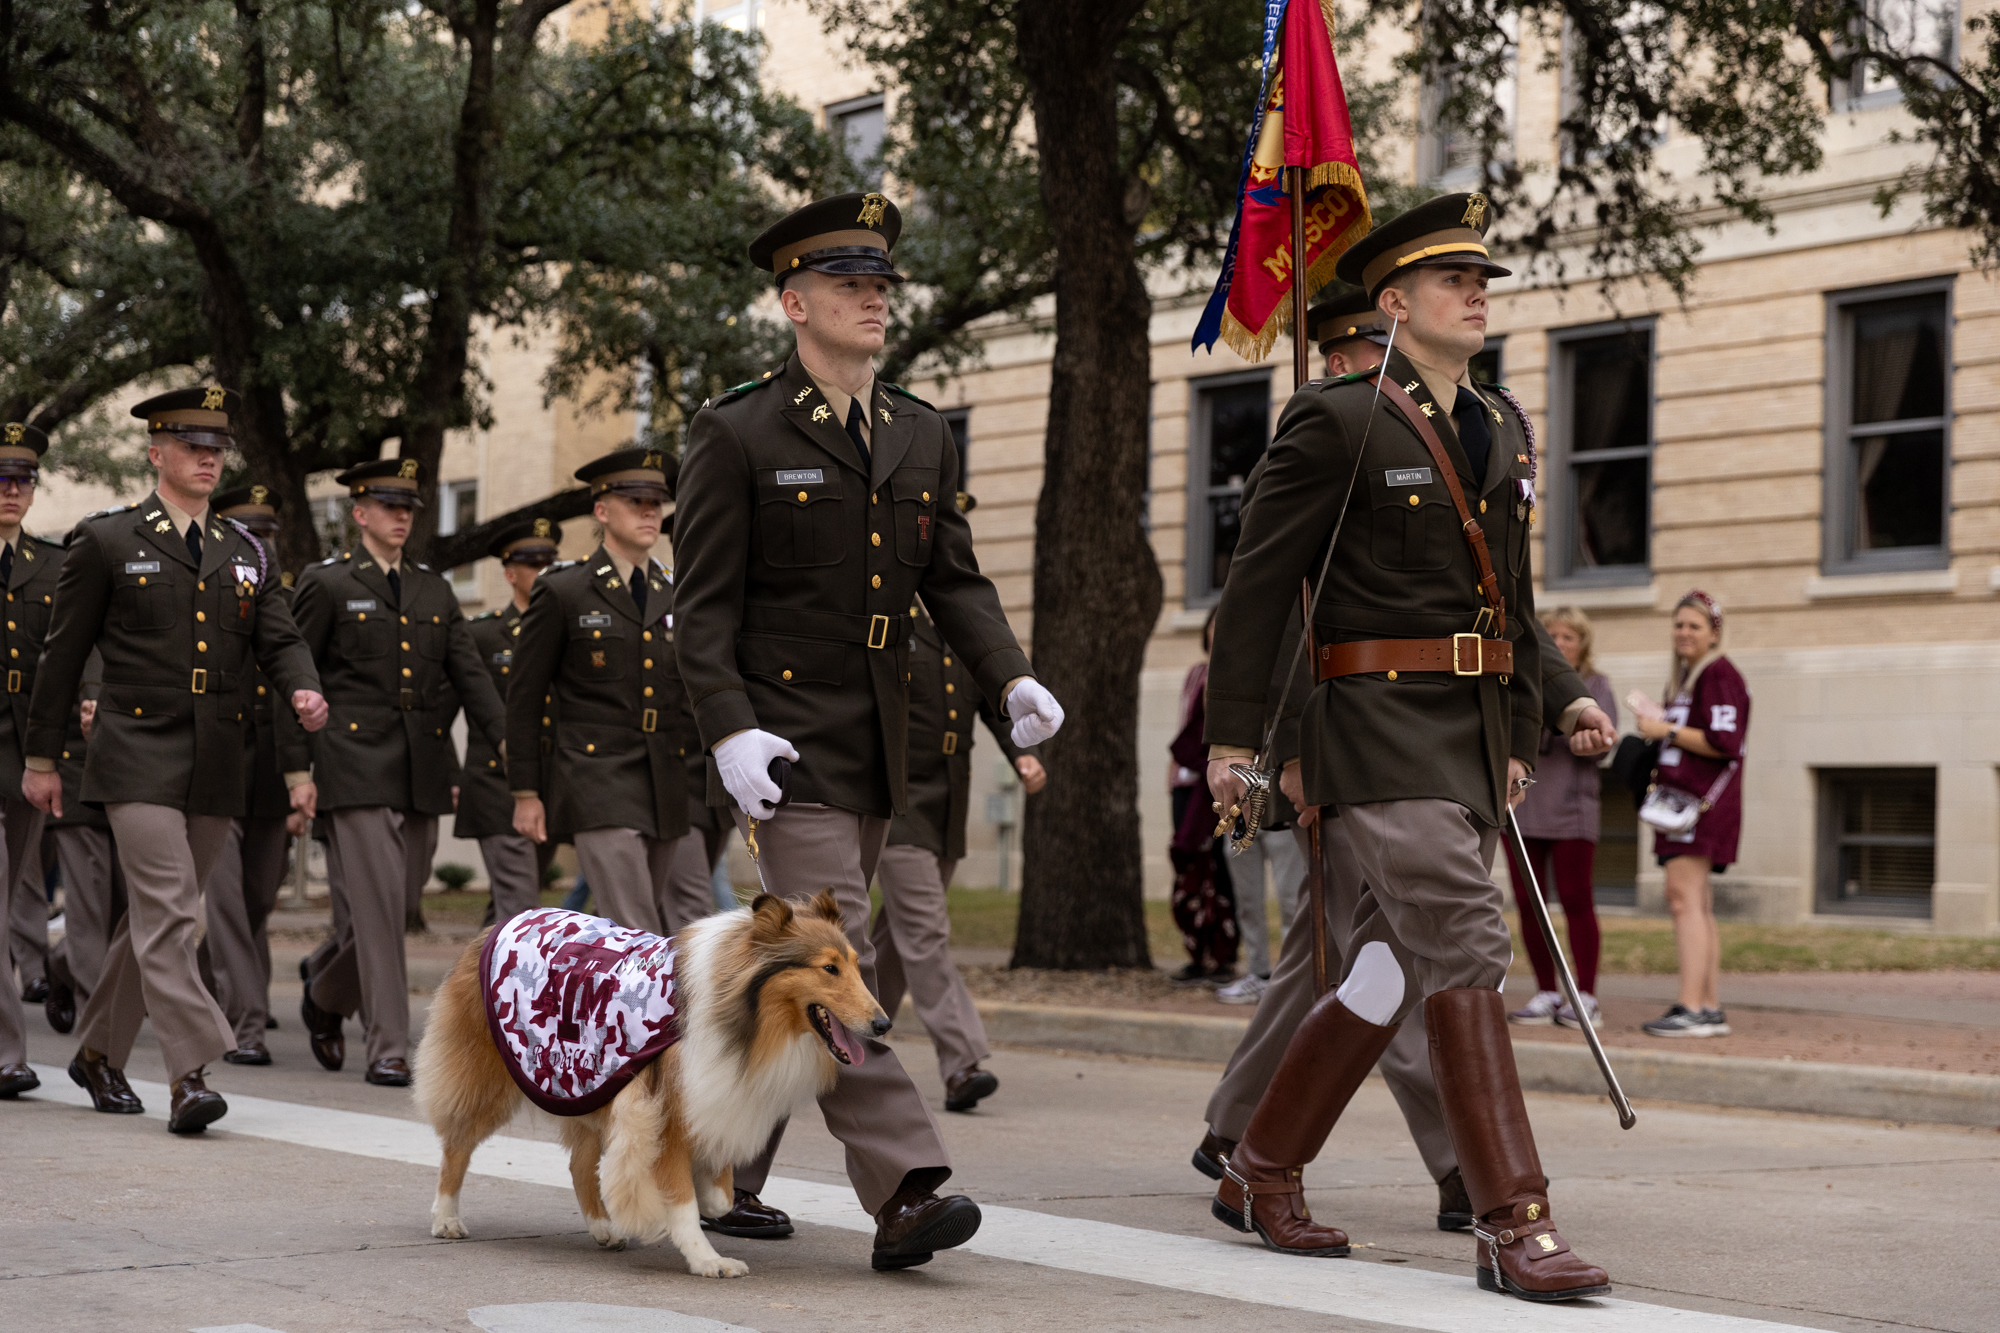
[83,503,136,520]
[31,532,62,548]
[881,382,934,410]
[317,554,342,567]
[472,608,501,621]
[416,562,431,573]
[1314,370,1374,391]
[546,559,581,573]
[706,370,781,410]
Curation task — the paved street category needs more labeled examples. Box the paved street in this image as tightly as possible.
[5,984,1993,1333]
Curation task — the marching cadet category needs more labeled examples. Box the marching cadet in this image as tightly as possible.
[21,386,326,1132]
[294,458,504,1088]
[200,485,311,1066]
[507,449,699,934]
[674,192,1063,1270]
[1203,194,1610,1299]
[0,421,63,1098]
[869,534,1045,1115]
[459,516,561,925]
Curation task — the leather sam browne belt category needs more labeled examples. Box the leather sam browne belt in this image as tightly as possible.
[1317,633,1514,681]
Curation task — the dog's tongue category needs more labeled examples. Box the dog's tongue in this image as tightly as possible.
[831,1021,868,1067]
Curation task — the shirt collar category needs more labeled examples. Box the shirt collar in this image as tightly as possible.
[158,496,209,538]
[803,365,875,447]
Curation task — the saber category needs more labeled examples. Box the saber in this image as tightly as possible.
[1506,808,1636,1130]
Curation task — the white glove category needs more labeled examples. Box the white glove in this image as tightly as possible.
[1007,677,1064,748]
[714,728,799,819]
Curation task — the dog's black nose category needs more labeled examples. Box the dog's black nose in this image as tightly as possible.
[870,1016,892,1037]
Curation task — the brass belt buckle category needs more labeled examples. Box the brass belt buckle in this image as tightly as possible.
[5,670,19,694]
[400,688,415,710]
[942,732,958,755]
[190,668,208,694]
[641,708,658,733]
[866,613,893,650]
[1451,633,1481,677]
[1472,604,1496,636]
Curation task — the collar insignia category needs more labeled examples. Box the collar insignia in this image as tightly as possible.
[793,387,812,405]
[812,404,832,424]
[880,407,893,425]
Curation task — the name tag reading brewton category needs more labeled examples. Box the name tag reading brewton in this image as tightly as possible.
[123,561,161,574]
[1386,467,1433,487]
[776,468,824,485]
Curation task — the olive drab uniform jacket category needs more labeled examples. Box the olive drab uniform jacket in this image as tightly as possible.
[292,550,504,817]
[0,531,66,794]
[454,601,524,840]
[673,352,1032,817]
[891,605,1028,861]
[1205,350,1541,827]
[25,493,320,816]
[504,546,690,843]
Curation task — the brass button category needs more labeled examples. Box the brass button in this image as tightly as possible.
[401,667,411,677]
[592,630,602,639]
[1480,500,1488,513]
[357,611,366,621]
[488,759,497,768]
[782,669,793,681]
[797,490,808,502]
[643,686,654,697]
[132,706,141,715]
[432,615,440,624]
[401,615,409,624]
[872,533,881,547]
[435,728,443,737]
[257,686,266,696]
[197,582,204,591]
[500,666,509,675]
[642,630,652,642]
[542,715,551,725]
[1407,495,1419,507]
[1387,670,1398,681]
[871,575,881,588]
[401,640,411,651]
[922,491,931,501]
[943,656,951,666]
[197,641,207,652]
[349,722,358,731]
[585,743,595,753]
[643,658,653,669]
[948,709,958,720]
[137,576,146,586]
[61,751,68,759]
[195,612,204,623]
[871,492,878,504]
[945,683,955,694]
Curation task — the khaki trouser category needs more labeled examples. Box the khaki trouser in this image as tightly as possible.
[573,827,673,935]
[663,827,725,933]
[870,845,989,1083]
[403,813,440,925]
[309,808,434,1067]
[1204,818,1458,1181]
[8,817,47,991]
[728,803,950,1216]
[53,826,125,1003]
[0,797,48,1064]
[203,816,290,1048]
[73,805,234,1080]
[478,833,551,926]
[1338,799,1510,1012]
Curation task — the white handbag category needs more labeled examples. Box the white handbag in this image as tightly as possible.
[1638,761,1738,835]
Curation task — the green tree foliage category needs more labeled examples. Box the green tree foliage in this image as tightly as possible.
[0,2,838,569]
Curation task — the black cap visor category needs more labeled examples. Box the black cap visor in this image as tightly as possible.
[357,489,423,511]
[781,246,906,286]
[0,460,40,480]
[501,547,560,567]
[154,427,236,452]
[225,513,280,534]
[596,480,672,503]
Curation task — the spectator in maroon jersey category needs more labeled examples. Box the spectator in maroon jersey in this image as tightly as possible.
[1631,590,1749,1038]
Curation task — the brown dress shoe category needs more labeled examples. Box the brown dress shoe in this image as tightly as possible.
[1212,993,1396,1256]
[1191,1129,1236,1181]
[301,982,344,1072]
[0,1062,40,1098]
[168,1069,228,1134]
[44,977,75,1034]
[1427,987,1610,1301]
[701,1188,795,1238]
[68,1049,143,1114]
[1437,1166,1474,1232]
[21,976,49,1004]
[223,1043,272,1066]
[871,1183,982,1270]
[943,1066,997,1112]
[365,1057,412,1086]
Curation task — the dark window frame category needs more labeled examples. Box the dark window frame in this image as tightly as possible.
[1814,767,1937,918]
[1545,317,1657,588]
[826,93,887,185]
[940,407,971,482]
[1831,0,1961,110]
[1184,368,1273,608]
[1822,276,1954,575]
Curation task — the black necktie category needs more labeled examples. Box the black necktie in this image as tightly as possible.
[1452,391,1493,484]
[185,522,202,566]
[0,543,13,585]
[387,566,402,606]
[844,399,872,474]
[631,567,648,617]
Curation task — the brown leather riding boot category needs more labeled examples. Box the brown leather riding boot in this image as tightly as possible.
[1212,993,1397,1256]
[1427,987,1610,1302]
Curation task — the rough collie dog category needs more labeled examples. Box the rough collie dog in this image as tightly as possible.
[414,891,887,1278]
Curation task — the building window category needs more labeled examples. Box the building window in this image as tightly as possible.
[1825,282,1951,572]
[1419,17,1517,188]
[827,94,887,186]
[1548,322,1653,583]
[1185,372,1272,606]
[1837,0,1959,106]
[1816,768,1936,917]
[941,408,970,480]
[696,0,762,32]
[437,480,479,596]
[1470,336,1504,387]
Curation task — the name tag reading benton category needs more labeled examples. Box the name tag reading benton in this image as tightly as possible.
[579,613,613,628]
[346,599,378,612]
[1386,467,1434,487]
[776,468,824,486]
[123,561,161,574]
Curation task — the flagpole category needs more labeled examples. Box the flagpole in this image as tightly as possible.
[1288,165,1309,392]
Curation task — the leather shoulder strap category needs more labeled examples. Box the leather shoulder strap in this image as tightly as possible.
[1374,375,1507,638]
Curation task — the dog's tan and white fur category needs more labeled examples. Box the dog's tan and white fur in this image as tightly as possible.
[414,891,886,1277]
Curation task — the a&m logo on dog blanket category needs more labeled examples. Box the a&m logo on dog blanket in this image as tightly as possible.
[480,909,680,1115]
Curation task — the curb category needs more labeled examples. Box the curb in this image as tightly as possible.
[902,998,2000,1130]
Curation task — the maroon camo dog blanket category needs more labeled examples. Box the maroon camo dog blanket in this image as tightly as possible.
[481,909,681,1115]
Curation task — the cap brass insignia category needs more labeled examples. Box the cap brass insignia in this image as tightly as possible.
[642,450,661,470]
[3,424,22,445]
[398,458,419,480]
[857,192,888,227]
[250,484,268,505]
[812,404,832,424]
[1461,193,1488,229]
[202,385,228,411]
[532,517,551,538]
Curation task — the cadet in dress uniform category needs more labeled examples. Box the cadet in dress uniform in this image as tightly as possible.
[1202,195,1610,1300]
[21,386,326,1133]
[200,485,311,1066]
[0,422,64,1098]
[507,449,698,933]
[674,193,1063,1269]
[459,516,561,925]
[868,519,1045,1115]
[294,458,505,1087]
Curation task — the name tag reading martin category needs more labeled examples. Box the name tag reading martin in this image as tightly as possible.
[123,561,161,574]
[346,599,378,612]
[579,613,613,628]
[1386,467,1434,487]
[776,468,824,486]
